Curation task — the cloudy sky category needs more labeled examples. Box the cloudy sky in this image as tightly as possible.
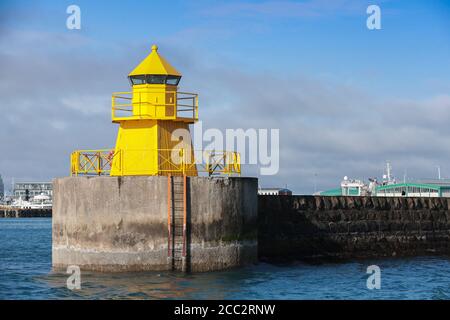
[0,0,449,194]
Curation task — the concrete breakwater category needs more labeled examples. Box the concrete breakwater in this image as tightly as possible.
[52,176,258,272]
[0,207,52,218]
[258,195,450,262]
[52,186,450,270]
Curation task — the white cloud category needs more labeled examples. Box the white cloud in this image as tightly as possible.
[61,95,110,115]
[0,27,449,195]
[49,120,68,131]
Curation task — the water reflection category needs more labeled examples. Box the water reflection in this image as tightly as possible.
[3,219,450,300]
[37,268,255,299]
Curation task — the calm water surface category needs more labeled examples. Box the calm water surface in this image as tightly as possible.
[1,218,450,300]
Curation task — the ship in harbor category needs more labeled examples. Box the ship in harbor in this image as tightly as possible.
[319,162,450,198]
[10,193,52,210]
[1,181,53,209]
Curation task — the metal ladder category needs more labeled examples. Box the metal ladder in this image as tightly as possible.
[167,175,188,272]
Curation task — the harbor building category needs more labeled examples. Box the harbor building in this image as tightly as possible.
[320,180,450,198]
[376,181,450,197]
[13,182,52,200]
[319,162,450,198]
[53,44,257,273]
[258,187,292,195]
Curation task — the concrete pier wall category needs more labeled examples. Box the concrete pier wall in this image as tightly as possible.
[258,195,450,262]
[52,176,257,272]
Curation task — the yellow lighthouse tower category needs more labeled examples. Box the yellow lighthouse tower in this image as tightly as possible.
[70,44,240,177]
[110,44,198,176]
[61,44,252,275]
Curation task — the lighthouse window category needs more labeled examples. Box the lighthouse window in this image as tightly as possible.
[166,76,181,85]
[129,75,146,85]
[129,75,180,85]
[146,75,166,84]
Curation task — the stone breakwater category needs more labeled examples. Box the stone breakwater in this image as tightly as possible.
[0,207,52,218]
[258,195,450,262]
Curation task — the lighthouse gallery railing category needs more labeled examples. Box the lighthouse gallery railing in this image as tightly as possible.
[111,91,198,122]
[70,149,241,176]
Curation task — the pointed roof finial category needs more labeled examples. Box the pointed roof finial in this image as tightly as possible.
[128,44,181,77]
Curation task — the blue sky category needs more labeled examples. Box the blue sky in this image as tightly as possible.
[3,0,449,96]
[0,0,449,193]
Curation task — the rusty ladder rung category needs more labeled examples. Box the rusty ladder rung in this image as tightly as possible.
[167,174,188,272]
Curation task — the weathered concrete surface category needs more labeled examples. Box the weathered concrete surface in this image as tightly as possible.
[188,177,258,272]
[258,195,450,262]
[52,176,257,272]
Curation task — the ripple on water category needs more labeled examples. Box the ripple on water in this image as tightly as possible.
[1,218,450,299]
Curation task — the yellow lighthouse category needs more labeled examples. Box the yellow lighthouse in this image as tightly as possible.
[70,44,240,177]
[110,44,198,176]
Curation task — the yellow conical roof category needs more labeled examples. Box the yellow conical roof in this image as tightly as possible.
[128,44,181,77]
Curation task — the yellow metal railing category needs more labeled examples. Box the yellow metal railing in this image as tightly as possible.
[70,149,240,176]
[111,91,198,122]
[70,149,119,176]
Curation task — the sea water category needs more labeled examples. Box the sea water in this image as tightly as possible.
[1,218,449,300]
